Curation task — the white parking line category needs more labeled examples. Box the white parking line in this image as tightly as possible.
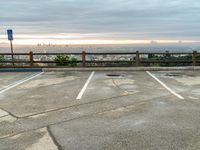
[146,71,184,99]
[0,72,44,94]
[76,71,95,100]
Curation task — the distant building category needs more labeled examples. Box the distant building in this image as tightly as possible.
[178,40,182,44]
[150,40,158,44]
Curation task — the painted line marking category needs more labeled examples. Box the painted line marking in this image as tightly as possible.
[146,71,184,99]
[76,71,95,100]
[0,72,44,94]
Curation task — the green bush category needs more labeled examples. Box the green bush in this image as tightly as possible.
[69,56,78,67]
[55,55,69,66]
[146,54,193,67]
[0,55,5,66]
[55,55,78,66]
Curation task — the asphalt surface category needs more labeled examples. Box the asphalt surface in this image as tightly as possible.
[0,70,200,150]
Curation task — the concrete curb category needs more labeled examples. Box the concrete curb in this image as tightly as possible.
[43,66,200,72]
[0,68,43,72]
[0,66,200,72]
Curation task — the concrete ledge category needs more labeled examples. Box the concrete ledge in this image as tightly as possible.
[43,66,200,72]
[1,66,200,72]
[0,68,43,72]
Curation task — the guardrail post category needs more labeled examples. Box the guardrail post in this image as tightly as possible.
[192,51,197,66]
[29,51,34,67]
[136,51,140,66]
[82,51,86,67]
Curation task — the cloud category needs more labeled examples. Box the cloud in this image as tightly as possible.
[1,0,200,40]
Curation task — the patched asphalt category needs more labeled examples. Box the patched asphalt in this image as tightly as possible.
[0,70,200,150]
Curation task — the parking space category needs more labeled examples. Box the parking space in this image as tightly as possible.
[0,72,34,91]
[0,70,200,150]
[81,71,171,102]
[0,71,91,117]
[151,70,200,101]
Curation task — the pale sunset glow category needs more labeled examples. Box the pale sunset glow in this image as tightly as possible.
[0,34,199,45]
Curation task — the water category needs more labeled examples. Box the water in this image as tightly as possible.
[0,44,200,53]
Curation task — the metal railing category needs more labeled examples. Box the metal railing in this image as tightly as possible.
[0,51,199,68]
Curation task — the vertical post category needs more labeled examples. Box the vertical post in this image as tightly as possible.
[136,51,140,66]
[82,51,86,67]
[192,51,197,66]
[29,51,34,67]
[7,29,14,66]
[10,40,14,66]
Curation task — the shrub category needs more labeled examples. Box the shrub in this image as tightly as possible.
[55,55,69,66]
[55,55,78,66]
[0,55,5,66]
[69,56,78,67]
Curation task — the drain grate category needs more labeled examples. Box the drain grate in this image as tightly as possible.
[165,73,182,77]
[106,74,122,77]
[165,73,196,78]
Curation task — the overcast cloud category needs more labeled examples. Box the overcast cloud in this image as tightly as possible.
[1,0,200,40]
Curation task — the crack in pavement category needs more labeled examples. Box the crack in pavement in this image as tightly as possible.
[19,93,137,119]
[0,115,9,119]
[0,96,160,140]
[47,126,63,150]
[0,107,18,119]
[111,78,135,95]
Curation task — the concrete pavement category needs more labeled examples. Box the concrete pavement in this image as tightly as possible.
[0,70,200,150]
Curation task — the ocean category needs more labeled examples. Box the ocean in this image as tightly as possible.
[0,44,200,53]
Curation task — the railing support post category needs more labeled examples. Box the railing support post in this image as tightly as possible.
[82,51,86,67]
[136,51,140,66]
[29,51,34,67]
[192,51,197,66]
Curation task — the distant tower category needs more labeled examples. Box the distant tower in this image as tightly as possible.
[150,40,157,45]
[178,40,182,44]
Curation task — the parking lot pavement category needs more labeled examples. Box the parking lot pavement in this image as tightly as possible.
[0,70,200,150]
[0,71,91,117]
[49,95,200,150]
[82,71,172,101]
[0,128,58,150]
[0,71,171,118]
[0,72,34,90]
[151,70,200,101]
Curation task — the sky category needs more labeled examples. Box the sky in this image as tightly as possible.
[1,0,200,45]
